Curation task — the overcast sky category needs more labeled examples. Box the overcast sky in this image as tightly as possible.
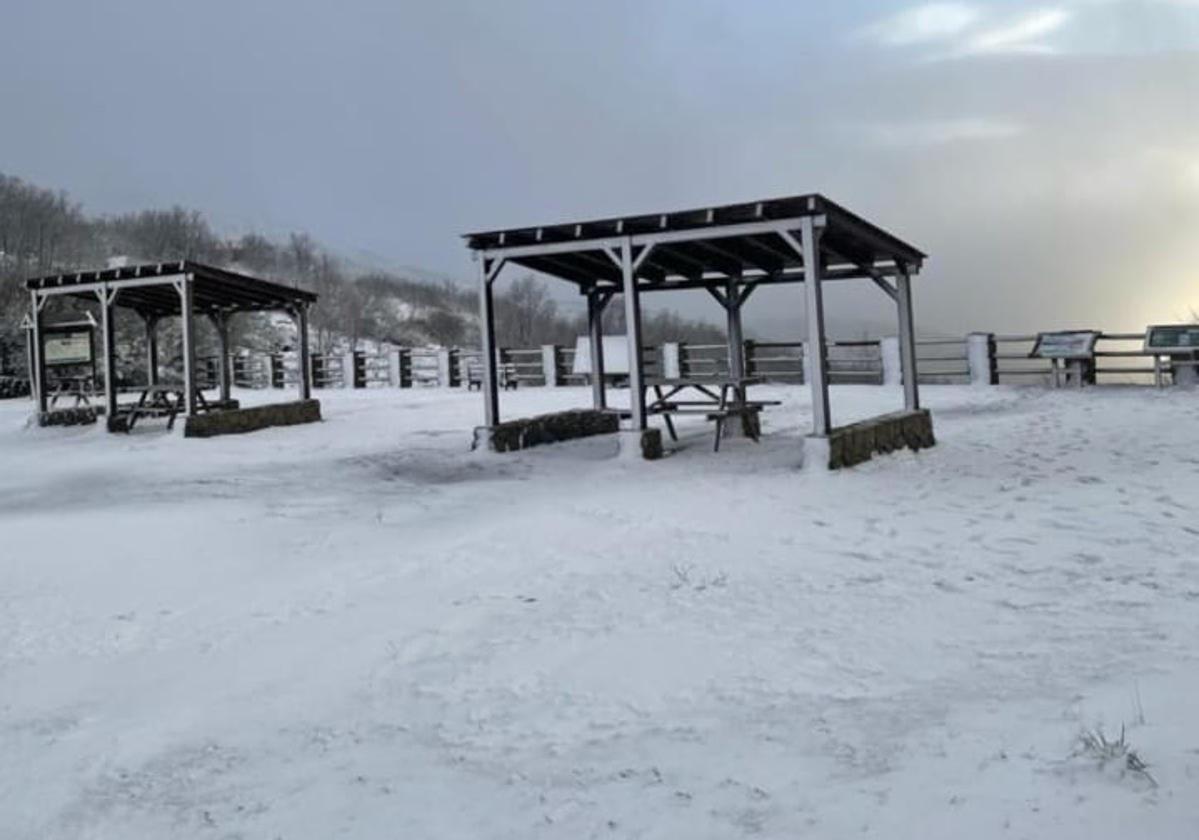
[2,0,1197,335]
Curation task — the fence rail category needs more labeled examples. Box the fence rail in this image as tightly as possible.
[6,329,1196,401]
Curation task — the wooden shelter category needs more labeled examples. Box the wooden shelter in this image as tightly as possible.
[26,261,316,428]
[464,193,928,447]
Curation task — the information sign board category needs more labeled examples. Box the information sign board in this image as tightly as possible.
[1031,331,1099,360]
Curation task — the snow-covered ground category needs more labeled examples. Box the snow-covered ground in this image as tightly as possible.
[1,384,1197,839]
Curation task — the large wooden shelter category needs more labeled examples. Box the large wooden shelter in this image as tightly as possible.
[26,261,316,428]
[465,193,927,447]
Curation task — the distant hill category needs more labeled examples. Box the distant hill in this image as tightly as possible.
[0,171,724,373]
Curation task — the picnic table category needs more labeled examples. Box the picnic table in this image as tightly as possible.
[121,384,209,431]
[646,376,779,451]
[47,376,96,409]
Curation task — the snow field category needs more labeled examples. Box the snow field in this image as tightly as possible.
[1,384,1197,838]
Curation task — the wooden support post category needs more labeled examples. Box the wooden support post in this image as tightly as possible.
[726,275,745,380]
[800,218,830,436]
[178,276,197,416]
[541,344,560,387]
[98,284,119,426]
[587,288,608,410]
[209,312,232,402]
[144,313,160,386]
[29,292,47,415]
[896,270,920,411]
[621,239,646,430]
[478,257,501,426]
[296,305,312,400]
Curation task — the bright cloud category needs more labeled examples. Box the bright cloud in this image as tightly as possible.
[964,8,1074,54]
[860,4,1077,57]
[861,3,982,46]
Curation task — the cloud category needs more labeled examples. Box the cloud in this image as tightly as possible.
[964,7,1073,54]
[860,3,982,46]
[860,4,1076,57]
[855,117,1025,147]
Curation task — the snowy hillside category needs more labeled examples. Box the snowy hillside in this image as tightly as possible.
[1,385,1197,838]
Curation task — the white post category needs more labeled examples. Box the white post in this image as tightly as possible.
[342,351,355,389]
[880,336,902,386]
[588,290,607,410]
[541,345,559,387]
[621,239,647,430]
[179,276,197,416]
[662,342,681,379]
[967,332,995,386]
[296,306,312,401]
[801,218,830,436]
[726,276,745,380]
[215,315,232,403]
[478,258,501,426]
[436,348,453,388]
[29,292,47,415]
[388,348,401,387]
[896,271,920,412]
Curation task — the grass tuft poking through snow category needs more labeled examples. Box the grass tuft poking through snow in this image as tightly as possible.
[1074,724,1157,788]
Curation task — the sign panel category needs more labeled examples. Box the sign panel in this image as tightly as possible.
[1031,331,1099,360]
[1145,324,1199,353]
[572,335,630,375]
[43,330,94,367]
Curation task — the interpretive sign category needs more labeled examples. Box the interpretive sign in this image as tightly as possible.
[1031,331,1099,360]
[43,329,94,367]
[1144,325,1199,353]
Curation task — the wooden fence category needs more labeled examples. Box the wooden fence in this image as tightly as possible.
[5,330,1196,400]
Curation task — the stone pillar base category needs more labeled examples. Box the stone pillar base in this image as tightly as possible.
[804,409,936,470]
[619,428,663,461]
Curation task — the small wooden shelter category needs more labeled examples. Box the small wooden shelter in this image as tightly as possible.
[464,194,928,452]
[26,261,317,429]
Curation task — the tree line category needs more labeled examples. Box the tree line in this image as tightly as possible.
[0,171,723,376]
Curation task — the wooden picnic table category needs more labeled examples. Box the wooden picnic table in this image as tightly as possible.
[645,376,779,451]
[47,376,96,409]
[122,384,209,431]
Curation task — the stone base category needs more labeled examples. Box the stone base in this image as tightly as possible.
[38,407,98,427]
[183,399,321,438]
[720,410,761,439]
[807,409,935,470]
[618,428,663,461]
[473,409,619,453]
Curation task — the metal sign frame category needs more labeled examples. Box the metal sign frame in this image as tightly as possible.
[1144,324,1199,354]
[41,316,98,368]
[1030,330,1099,360]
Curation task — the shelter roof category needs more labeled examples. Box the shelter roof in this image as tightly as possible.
[25,260,316,316]
[464,194,925,289]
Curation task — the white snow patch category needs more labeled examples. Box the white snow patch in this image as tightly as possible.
[1,384,1198,837]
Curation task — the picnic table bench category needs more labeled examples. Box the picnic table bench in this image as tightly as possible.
[646,376,780,451]
[466,361,519,391]
[48,376,96,409]
[114,384,236,432]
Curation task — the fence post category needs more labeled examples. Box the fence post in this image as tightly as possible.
[270,353,285,389]
[398,349,413,388]
[967,332,998,386]
[1171,355,1198,388]
[436,348,452,387]
[662,342,681,379]
[387,348,401,387]
[541,344,560,387]
[447,349,461,387]
[880,336,902,386]
[311,352,325,389]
